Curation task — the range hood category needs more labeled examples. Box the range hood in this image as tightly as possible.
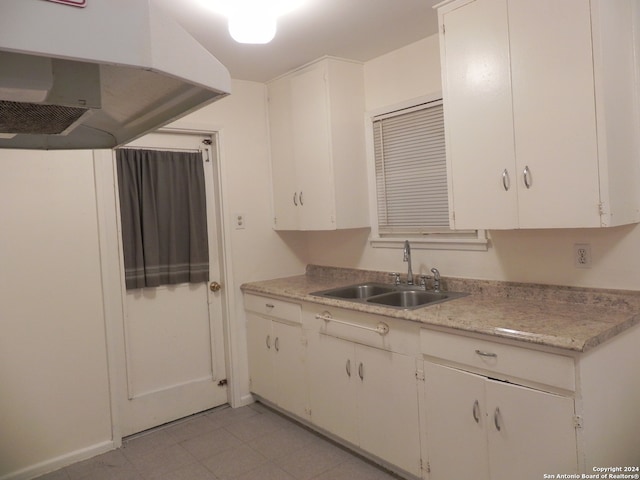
[0,0,231,149]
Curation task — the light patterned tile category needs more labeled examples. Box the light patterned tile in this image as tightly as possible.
[222,411,287,442]
[247,422,318,460]
[164,414,220,444]
[233,462,297,480]
[34,469,70,480]
[127,444,196,480]
[205,405,259,430]
[201,444,268,480]
[179,428,243,460]
[275,437,351,480]
[310,458,400,480]
[122,430,177,460]
[147,462,217,480]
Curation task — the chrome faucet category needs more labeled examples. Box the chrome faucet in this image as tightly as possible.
[403,240,413,285]
[431,267,441,292]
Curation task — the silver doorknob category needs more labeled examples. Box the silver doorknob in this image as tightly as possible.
[209,281,222,292]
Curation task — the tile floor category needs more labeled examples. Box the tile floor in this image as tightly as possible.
[35,403,403,480]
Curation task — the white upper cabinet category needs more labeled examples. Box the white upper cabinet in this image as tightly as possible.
[267,57,370,231]
[437,0,640,229]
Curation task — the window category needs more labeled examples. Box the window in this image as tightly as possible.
[368,96,487,250]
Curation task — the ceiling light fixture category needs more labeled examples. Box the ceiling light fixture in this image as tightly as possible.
[204,0,307,44]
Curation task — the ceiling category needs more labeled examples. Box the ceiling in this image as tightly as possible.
[151,0,440,83]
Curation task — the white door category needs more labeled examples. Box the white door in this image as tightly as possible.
[307,333,358,445]
[356,346,422,477]
[116,132,228,436]
[486,379,578,479]
[442,0,518,230]
[424,362,490,480]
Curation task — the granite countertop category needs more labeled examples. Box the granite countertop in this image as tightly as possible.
[240,265,640,353]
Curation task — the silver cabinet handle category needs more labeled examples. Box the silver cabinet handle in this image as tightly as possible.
[299,190,303,206]
[293,192,298,206]
[346,359,351,377]
[274,337,280,352]
[494,407,501,431]
[472,400,480,424]
[523,165,532,189]
[266,335,271,349]
[358,362,364,380]
[502,169,510,191]
[475,349,497,358]
[265,303,275,309]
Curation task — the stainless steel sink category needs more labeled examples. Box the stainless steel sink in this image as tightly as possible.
[366,290,466,309]
[312,283,396,299]
[311,282,467,309]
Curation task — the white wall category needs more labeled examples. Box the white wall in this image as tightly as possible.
[306,35,640,291]
[0,150,114,479]
[168,79,308,405]
[0,80,307,478]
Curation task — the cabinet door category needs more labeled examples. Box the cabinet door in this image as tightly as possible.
[441,0,518,229]
[356,346,422,477]
[246,314,274,400]
[271,321,307,419]
[268,76,299,230]
[424,362,490,480]
[290,64,336,230]
[486,379,578,479]
[307,333,358,445]
[509,0,600,228]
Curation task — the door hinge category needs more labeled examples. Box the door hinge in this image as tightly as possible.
[573,415,583,428]
[442,23,446,35]
[217,379,228,387]
[415,369,425,382]
[421,459,431,473]
[598,202,606,216]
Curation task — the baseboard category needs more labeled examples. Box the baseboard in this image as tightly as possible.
[236,393,256,408]
[0,440,116,480]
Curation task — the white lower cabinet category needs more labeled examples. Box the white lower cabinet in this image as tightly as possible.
[245,295,308,419]
[307,332,422,477]
[424,362,578,480]
[420,328,579,479]
[244,290,640,479]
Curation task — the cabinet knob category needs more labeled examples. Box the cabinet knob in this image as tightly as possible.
[293,192,298,206]
[266,335,271,349]
[358,362,364,381]
[345,359,351,378]
[274,337,280,352]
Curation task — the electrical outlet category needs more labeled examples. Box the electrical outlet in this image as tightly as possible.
[574,243,591,268]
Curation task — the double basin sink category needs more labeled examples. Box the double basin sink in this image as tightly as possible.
[311,282,467,310]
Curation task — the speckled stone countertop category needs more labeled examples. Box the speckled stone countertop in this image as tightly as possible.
[240,265,640,353]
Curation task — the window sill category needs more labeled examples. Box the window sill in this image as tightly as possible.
[370,230,488,251]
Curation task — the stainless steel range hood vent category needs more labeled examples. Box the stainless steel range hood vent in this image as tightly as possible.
[0,0,231,150]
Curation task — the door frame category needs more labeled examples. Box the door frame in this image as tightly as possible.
[94,126,241,447]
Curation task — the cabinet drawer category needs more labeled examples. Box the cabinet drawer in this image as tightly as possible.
[420,329,575,391]
[244,294,301,324]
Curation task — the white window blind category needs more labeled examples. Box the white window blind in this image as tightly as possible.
[373,100,449,234]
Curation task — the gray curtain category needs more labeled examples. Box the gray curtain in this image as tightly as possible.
[116,148,209,290]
